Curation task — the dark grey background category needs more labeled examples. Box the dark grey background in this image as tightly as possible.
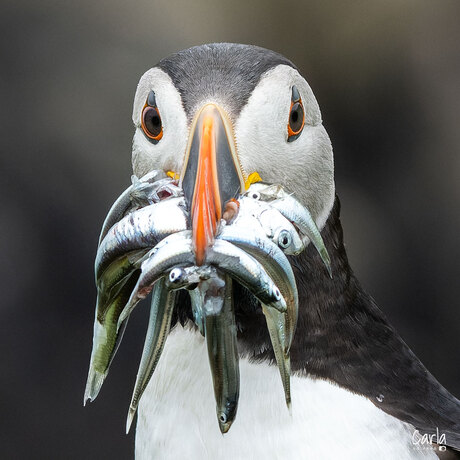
[1,1,459,458]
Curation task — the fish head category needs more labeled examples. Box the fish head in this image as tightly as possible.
[218,398,238,434]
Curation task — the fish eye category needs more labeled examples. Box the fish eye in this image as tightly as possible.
[219,413,227,423]
[278,230,292,249]
[287,85,305,142]
[250,191,260,200]
[169,268,182,283]
[141,90,163,143]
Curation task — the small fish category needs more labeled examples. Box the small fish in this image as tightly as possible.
[126,279,177,433]
[118,231,195,326]
[236,196,304,255]
[165,266,209,334]
[262,305,291,409]
[98,170,167,245]
[201,273,240,434]
[130,177,182,207]
[243,181,273,201]
[218,225,298,352]
[164,266,210,291]
[84,272,140,404]
[271,198,331,277]
[96,249,147,321]
[205,239,287,313]
[218,225,296,406]
[188,288,205,336]
[95,197,187,280]
[258,208,305,256]
[246,183,332,276]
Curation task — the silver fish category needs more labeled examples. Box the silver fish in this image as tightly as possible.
[126,279,177,433]
[271,201,331,276]
[262,305,291,409]
[84,272,140,404]
[244,182,281,200]
[95,197,187,281]
[118,231,195,326]
[257,208,304,256]
[98,170,167,245]
[201,273,240,433]
[165,266,209,334]
[165,266,209,291]
[246,183,332,276]
[130,177,182,207]
[236,196,304,255]
[96,249,147,321]
[188,288,205,336]
[218,225,298,351]
[205,239,287,313]
[218,225,296,406]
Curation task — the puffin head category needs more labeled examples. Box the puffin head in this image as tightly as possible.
[131,43,335,261]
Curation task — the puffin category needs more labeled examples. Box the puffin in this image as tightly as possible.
[123,43,460,459]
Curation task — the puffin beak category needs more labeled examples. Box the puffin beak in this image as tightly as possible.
[180,104,246,265]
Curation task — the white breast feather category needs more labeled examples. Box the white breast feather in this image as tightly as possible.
[135,326,437,460]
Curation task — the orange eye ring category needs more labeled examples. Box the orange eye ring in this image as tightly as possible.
[141,91,163,143]
[287,86,305,142]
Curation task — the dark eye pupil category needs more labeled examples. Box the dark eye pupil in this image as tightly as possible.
[143,107,162,137]
[289,102,304,133]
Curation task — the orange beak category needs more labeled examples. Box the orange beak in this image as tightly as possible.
[180,104,245,265]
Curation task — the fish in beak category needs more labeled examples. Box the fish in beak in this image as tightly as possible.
[180,104,246,265]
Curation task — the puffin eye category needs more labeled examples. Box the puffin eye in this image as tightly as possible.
[142,107,162,140]
[287,85,305,142]
[141,90,163,143]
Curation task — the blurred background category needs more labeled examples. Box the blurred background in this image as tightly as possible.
[1,0,459,457]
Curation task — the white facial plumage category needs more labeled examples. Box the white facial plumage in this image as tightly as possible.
[235,65,334,229]
[131,64,335,229]
[132,68,189,178]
